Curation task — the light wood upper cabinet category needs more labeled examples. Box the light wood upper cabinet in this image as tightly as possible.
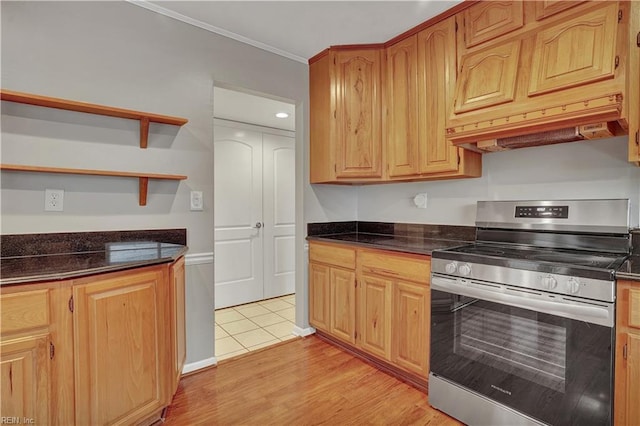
[309,47,383,183]
[418,18,479,175]
[448,1,626,149]
[615,280,640,426]
[385,18,482,180]
[628,0,640,164]
[534,1,585,21]
[462,1,524,48]
[334,49,383,179]
[454,40,521,114]
[73,267,168,426]
[528,2,619,96]
[386,36,419,177]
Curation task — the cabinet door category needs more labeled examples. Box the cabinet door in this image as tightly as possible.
[462,1,524,48]
[417,17,459,174]
[528,2,618,96]
[453,40,521,114]
[393,281,429,377]
[386,36,419,178]
[0,334,50,424]
[626,333,640,425]
[334,49,383,179]
[628,0,640,164]
[358,274,392,361]
[73,268,166,426]
[309,262,331,332]
[534,1,585,21]
[169,258,186,398]
[330,268,357,344]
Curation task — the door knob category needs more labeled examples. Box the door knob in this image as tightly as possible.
[254,222,263,229]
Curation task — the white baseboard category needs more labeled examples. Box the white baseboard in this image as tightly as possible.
[185,252,214,266]
[182,356,217,375]
[292,326,315,337]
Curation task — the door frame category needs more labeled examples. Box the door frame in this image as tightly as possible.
[212,82,309,344]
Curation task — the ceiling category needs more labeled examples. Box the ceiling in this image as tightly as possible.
[132,1,463,63]
[213,87,296,131]
[130,1,462,132]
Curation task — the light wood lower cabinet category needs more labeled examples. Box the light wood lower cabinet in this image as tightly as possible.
[0,258,185,426]
[615,279,640,426]
[358,274,392,361]
[73,267,168,425]
[169,257,186,398]
[392,281,429,377]
[329,268,357,345]
[308,241,431,383]
[309,242,357,344]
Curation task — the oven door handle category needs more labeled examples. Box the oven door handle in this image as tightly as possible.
[431,276,614,327]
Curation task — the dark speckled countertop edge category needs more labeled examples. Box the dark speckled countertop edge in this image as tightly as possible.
[306,234,470,256]
[0,245,188,286]
[616,255,640,282]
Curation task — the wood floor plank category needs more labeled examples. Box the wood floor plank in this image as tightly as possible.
[165,336,461,425]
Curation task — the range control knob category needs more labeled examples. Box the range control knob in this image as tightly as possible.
[445,262,457,274]
[566,278,581,294]
[542,275,558,290]
[458,263,472,276]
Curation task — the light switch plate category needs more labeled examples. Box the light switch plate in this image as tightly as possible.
[190,191,203,211]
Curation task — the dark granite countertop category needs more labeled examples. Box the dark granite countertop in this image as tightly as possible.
[306,222,476,256]
[0,229,188,286]
[616,255,640,282]
[307,232,470,255]
[0,242,188,286]
[307,223,640,281]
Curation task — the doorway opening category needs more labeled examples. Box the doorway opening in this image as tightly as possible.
[213,86,296,360]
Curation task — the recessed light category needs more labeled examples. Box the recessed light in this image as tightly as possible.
[275,112,289,118]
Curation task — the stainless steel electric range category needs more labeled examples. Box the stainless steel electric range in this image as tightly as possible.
[429,199,631,426]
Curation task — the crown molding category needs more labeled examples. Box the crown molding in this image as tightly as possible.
[127,0,308,64]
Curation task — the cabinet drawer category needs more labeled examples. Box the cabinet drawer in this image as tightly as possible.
[359,250,430,284]
[309,242,356,269]
[0,289,50,334]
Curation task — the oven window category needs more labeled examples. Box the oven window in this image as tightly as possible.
[456,304,566,392]
[431,289,613,426]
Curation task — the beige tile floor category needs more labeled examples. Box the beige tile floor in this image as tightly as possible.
[215,294,296,361]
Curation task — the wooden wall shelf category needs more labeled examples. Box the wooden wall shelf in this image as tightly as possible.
[0,164,187,206]
[0,89,188,148]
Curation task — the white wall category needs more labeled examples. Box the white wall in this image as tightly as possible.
[357,137,640,227]
[0,1,330,366]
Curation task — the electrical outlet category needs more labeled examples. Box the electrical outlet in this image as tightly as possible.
[190,191,203,211]
[45,189,64,212]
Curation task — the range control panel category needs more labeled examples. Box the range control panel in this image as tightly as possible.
[515,205,569,219]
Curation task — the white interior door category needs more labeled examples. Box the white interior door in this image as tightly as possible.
[214,126,264,309]
[262,133,296,299]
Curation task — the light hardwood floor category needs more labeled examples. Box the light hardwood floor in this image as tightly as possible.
[165,335,461,425]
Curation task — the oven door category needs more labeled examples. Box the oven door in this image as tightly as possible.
[430,274,614,426]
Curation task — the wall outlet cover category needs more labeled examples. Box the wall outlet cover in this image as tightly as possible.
[45,188,64,212]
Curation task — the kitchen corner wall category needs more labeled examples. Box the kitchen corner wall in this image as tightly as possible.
[357,137,640,227]
[0,2,309,367]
